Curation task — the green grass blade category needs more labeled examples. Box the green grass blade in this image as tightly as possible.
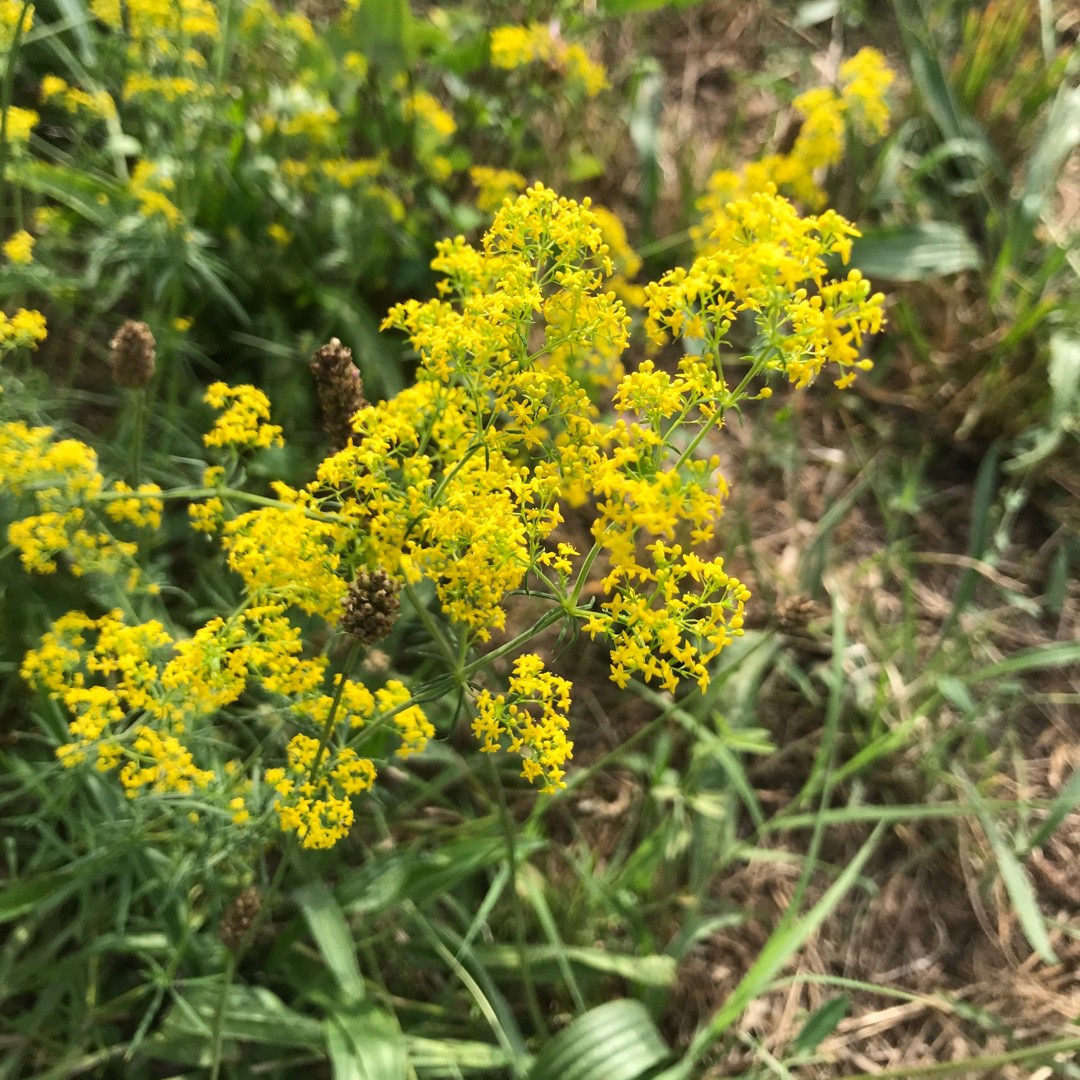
[471,944,676,987]
[959,777,1058,964]
[676,823,885,1070]
[832,1035,1080,1079]
[1026,767,1080,853]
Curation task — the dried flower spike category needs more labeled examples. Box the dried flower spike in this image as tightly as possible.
[310,338,367,452]
[217,885,263,951]
[775,594,819,633]
[339,569,400,645]
[109,320,156,389]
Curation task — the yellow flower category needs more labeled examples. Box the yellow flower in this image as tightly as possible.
[3,230,34,264]
[472,655,573,792]
[0,307,47,350]
[4,106,38,144]
[267,222,292,247]
[203,382,285,450]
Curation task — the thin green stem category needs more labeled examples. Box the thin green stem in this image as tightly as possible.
[309,639,363,781]
[208,851,293,1080]
[130,389,146,487]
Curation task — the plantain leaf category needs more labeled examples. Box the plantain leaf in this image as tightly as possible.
[529,1000,671,1080]
[851,223,982,281]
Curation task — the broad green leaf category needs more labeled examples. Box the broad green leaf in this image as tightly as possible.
[157,984,324,1050]
[361,0,414,75]
[1048,332,1080,422]
[792,0,839,28]
[851,224,982,281]
[326,1003,407,1080]
[1021,85,1080,227]
[298,881,364,1003]
[529,1000,671,1080]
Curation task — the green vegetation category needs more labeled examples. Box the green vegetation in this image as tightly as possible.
[2,1,1078,1078]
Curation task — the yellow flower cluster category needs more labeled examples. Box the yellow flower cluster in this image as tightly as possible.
[12,178,886,845]
[473,655,573,791]
[122,73,203,103]
[203,382,285,450]
[650,187,885,389]
[3,105,37,143]
[3,229,34,264]
[129,160,183,227]
[264,735,376,850]
[470,165,528,214]
[0,0,31,50]
[0,421,159,583]
[0,307,47,352]
[90,0,219,47]
[40,75,117,119]
[491,23,608,97]
[19,604,353,826]
[695,47,895,223]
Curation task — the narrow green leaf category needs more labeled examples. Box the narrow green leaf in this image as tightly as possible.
[473,944,676,987]
[1026,767,1080,853]
[529,1000,671,1080]
[793,994,851,1053]
[0,873,76,924]
[601,0,706,12]
[960,779,1057,964]
[297,881,364,1003]
[678,824,884,1068]
[7,161,119,226]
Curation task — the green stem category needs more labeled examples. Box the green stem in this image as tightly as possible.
[130,389,146,486]
[208,851,293,1080]
[309,639,363,781]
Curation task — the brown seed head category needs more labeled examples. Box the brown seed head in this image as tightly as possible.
[217,885,263,951]
[109,320,156,389]
[340,569,401,645]
[310,338,367,452]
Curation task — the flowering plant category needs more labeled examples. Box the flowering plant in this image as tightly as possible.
[5,181,884,857]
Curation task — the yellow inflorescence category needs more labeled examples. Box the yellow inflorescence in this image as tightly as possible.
[13,178,886,845]
[491,24,608,97]
[695,48,895,229]
[473,655,573,791]
[203,382,284,450]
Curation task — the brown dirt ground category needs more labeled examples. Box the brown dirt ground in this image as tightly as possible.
[571,1,1080,1075]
